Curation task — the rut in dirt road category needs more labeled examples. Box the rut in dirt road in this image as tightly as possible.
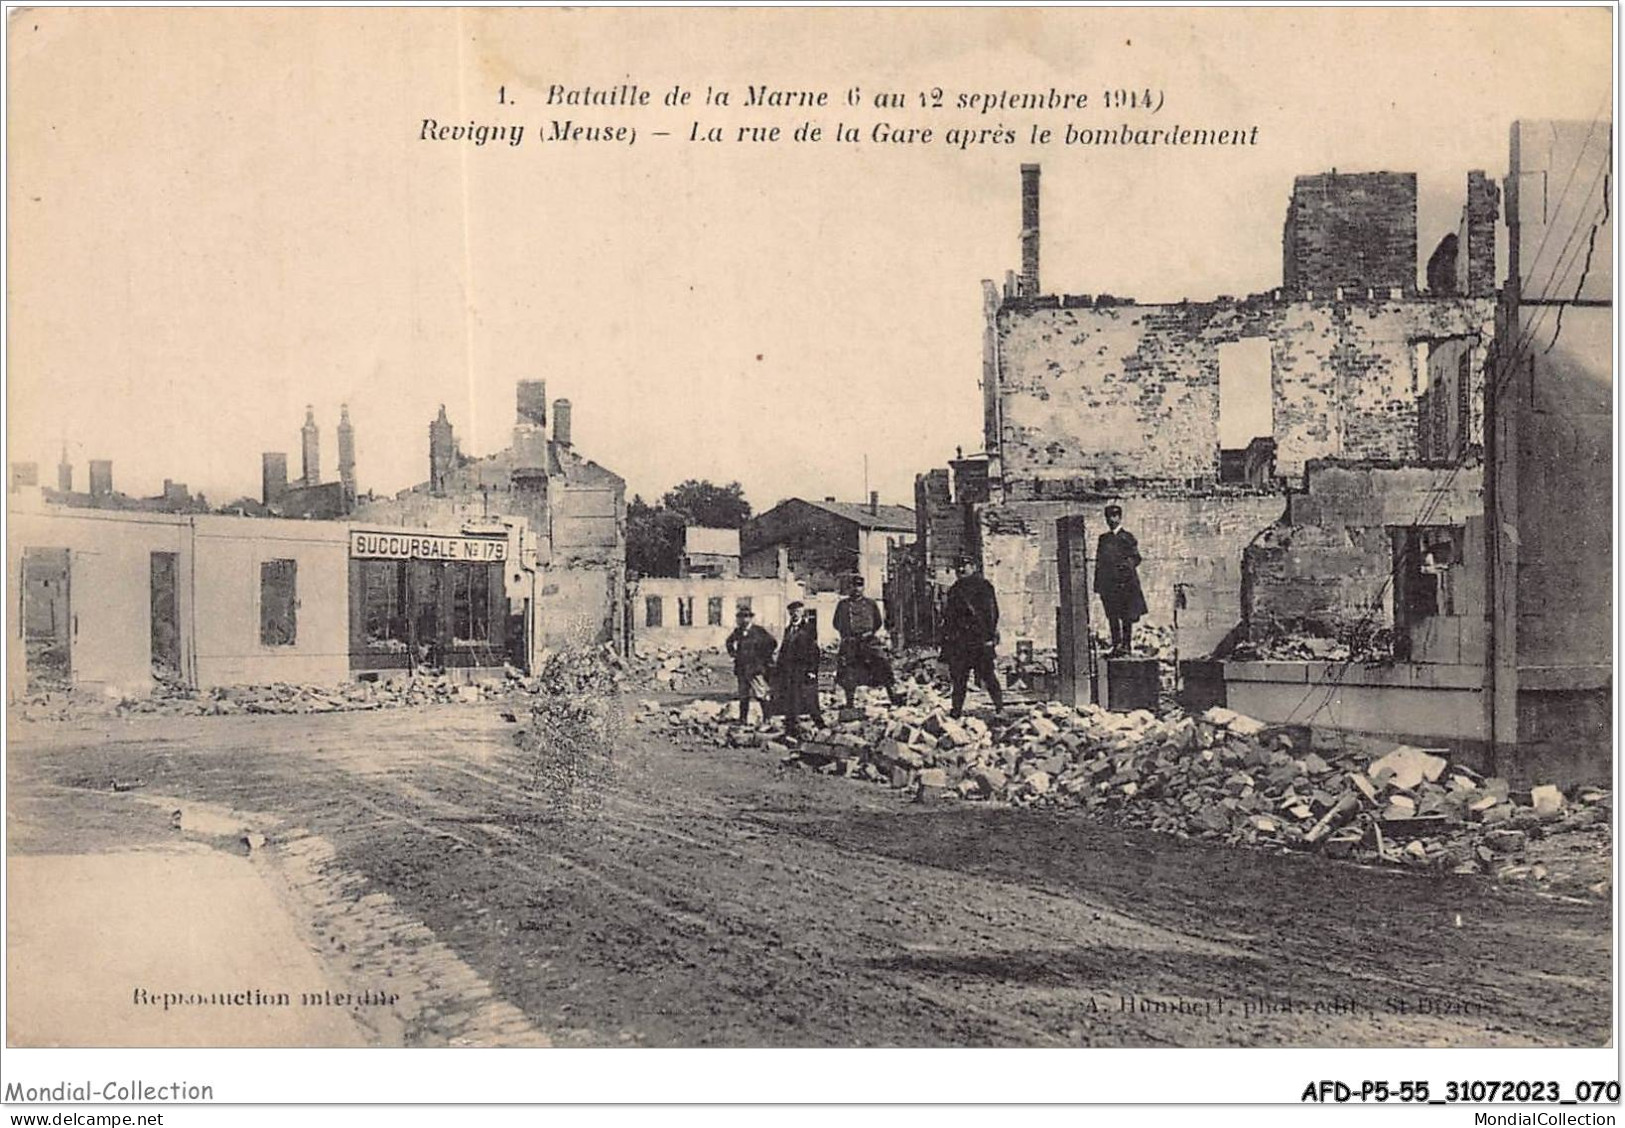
[8,702,1612,1047]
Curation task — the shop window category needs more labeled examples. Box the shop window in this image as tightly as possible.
[646,595,664,627]
[452,566,492,645]
[363,561,410,653]
[413,563,443,663]
[707,596,724,626]
[678,597,694,627]
[260,559,298,647]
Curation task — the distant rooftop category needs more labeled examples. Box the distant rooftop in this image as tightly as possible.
[799,498,915,531]
[684,526,740,556]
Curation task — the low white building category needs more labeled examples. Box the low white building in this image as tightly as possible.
[630,574,806,652]
[8,493,536,697]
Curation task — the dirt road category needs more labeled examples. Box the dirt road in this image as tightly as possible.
[6,697,1611,1047]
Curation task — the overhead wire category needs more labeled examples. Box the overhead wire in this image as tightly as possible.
[1277,111,1613,729]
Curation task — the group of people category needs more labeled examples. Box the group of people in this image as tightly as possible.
[723,575,901,736]
[724,503,1147,730]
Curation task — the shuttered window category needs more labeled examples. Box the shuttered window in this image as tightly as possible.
[260,559,297,646]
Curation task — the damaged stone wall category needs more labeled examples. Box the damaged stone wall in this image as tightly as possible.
[354,451,544,533]
[995,295,1495,486]
[1241,462,1484,641]
[915,469,964,580]
[891,459,992,646]
[978,492,1286,654]
[1419,335,1482,462]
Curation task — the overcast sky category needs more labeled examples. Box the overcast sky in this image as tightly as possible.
[7,7,1611,512]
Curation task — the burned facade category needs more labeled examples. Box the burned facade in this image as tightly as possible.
[955,163,1497,662]
[352,381,626,654]
[901,141,1606,785]
[888,454,989,647]
[8,382,628,697]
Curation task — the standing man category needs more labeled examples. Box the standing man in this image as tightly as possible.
[1094,503,1148,656]
[724,605,776,724]
[833,575,903,707]
[774,601,825,735]
[940,558,1003,719]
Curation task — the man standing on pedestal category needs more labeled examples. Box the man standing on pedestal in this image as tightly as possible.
[1094,503,1148,656]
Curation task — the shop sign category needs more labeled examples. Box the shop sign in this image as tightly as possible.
[350,531,507,562]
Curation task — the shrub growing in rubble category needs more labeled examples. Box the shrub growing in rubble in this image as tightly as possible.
[514,648,625,816]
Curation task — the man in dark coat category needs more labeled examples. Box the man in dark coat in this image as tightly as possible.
[1094,503,1148,656]
[773,601,824,735]
[940,558,1004,719]
[724,605,777,724]
[833,575,903,707]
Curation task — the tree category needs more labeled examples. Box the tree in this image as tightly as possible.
[661,479,751,529]
[626,494,685,578]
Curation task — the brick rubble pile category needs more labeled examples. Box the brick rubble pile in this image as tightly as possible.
[645,689,1609,883]
[627,645,718,691]
[17,645,642,720]
[113,675,513,716]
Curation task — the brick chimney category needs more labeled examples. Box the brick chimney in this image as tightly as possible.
[512,382,549,470]
[262,453,288,505]
[516,380,547,428]
[89,459,113,498]
[429,406,455,495]
[1020,163,1041,297]
[337,403,356,500]
[552,398,572,447]
[869,490,879,516]
[300,405,320,487]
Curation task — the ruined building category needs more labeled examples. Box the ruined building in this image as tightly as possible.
[959,162,1497,660]
[352,381,626,651]
[22,453,209,515]
[260,405,355,519]
[899,142,1607,785]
